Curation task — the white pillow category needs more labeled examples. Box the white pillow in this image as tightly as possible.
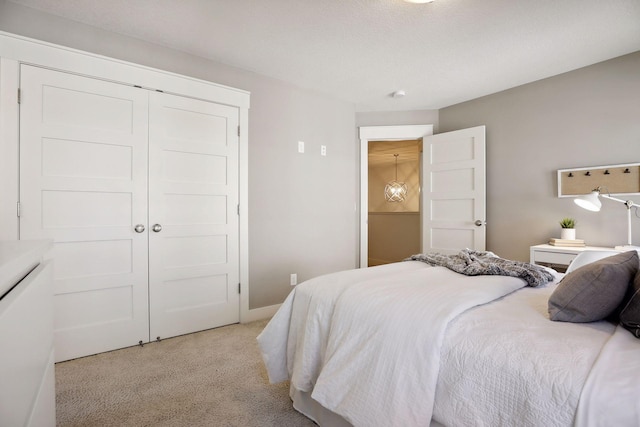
[566,250,621,274]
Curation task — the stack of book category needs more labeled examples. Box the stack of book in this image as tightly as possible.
[548,238,586,247]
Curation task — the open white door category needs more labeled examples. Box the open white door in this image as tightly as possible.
[422,126,486,254]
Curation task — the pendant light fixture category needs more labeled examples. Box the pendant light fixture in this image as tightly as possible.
[384,154,408,202]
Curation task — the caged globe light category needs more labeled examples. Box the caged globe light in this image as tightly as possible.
[384,154,408,202]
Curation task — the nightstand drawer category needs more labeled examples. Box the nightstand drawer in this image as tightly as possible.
[532,250,577,266]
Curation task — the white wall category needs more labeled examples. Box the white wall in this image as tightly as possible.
[440,52,640,261]
[356,109,439,131]
[0,0,358,310]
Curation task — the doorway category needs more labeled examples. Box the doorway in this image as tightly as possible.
[358,125,434,267]
[367,140,422,266]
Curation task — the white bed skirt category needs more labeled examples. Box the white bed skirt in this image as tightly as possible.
[290,385,444,427]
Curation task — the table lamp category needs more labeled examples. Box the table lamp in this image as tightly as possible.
[574,187,640,250]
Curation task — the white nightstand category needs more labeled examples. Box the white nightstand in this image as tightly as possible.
[529,244,617,272]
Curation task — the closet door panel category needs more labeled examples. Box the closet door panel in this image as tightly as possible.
[148,92,239,339]
[19,65,150,362]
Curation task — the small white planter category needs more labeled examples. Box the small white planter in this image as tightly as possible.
[561,228,576,240]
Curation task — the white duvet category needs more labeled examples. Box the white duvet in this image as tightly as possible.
[257,261,640,427]
[432,284,614,426]
[574,324,640,427]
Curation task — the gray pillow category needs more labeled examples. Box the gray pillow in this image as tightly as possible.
[548,251,639,323]
[619,269,640,338]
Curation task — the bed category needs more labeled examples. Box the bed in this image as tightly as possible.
[257,249,640,426]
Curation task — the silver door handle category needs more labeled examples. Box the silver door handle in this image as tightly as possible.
[152,224,163,233]
[134,224,145,233]
[474,220,486,227]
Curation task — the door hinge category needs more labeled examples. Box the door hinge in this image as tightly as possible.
[16,202,20,217]
[237,126,240,137]
[238,283,241,294]
[17,88,21,104]
[237,204,240,215]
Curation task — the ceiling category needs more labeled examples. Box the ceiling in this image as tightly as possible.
[9,0,640,112]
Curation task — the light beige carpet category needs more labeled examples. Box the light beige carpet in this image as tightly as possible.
[55,319,316,427]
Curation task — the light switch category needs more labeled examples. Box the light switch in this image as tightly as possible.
[321,145,327,156]
[298,141,305,153]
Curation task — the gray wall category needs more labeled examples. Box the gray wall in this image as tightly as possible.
[440,52,640,261]
[0,0,358,309]
[356,109,439,131]
[368,213,420,266]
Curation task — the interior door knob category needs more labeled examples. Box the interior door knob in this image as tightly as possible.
[475,220,486,227]
[152,224,163,233]
[134,224,145,233]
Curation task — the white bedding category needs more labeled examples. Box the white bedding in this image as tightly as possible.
[309,266,526,426]
[575,324,640,426]
[258,261,429,386]
[433,284,614,426]
[257,261,640,427]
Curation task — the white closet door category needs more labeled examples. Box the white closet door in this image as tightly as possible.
[422,126,486,254]
[148,92,240,339]
[19,65,150,362]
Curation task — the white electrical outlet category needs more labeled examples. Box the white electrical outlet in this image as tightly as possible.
[320,145,327,156]
[290,273,297,286]
[298,141,305,153]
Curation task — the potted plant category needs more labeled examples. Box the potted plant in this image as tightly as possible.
[559,217,576,240]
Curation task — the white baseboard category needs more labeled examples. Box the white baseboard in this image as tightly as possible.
[242,303,281,323]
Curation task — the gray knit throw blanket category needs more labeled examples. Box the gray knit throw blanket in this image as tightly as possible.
[405,249,554,287]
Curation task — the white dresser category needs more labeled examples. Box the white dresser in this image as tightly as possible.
[0,240,55,427]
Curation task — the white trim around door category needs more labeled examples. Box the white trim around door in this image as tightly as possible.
[358,125,434,268]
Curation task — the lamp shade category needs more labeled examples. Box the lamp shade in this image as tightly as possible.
[574,191,602,212]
